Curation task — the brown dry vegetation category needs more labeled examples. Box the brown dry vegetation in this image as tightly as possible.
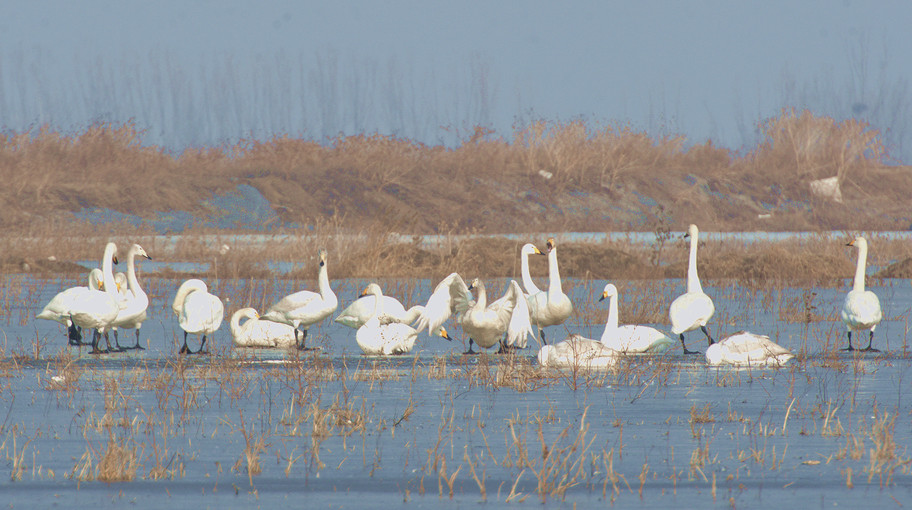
[0,108,910,236]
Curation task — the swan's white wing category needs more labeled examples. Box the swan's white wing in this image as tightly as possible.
[37,286,92,325]
[841,290,883,330]
[538,335,619,370]
[669,291,715,334]
[414,273,473,334]
[335,295,407,329]
[603,325,675,354]
[503,281,534,348]
[180,291,224,335]
[112,290,150,329]
[707,332,794,366]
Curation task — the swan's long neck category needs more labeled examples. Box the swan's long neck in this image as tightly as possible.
[686,234,703,294]
[230,310,246,338]
[548,248,562,296]
[606,293,618,331]
[101,245,117,298]
[475,281,487,310]
[318,262,336,302]
[370,288,383,320]
[521,251,541,295]
[126,247,141,296]
[401,305,425,323]
[853,243,868,292]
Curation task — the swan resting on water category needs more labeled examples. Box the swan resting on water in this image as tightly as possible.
[840,236,882,352]
[669,224,715,354]
[537,336,620,370]
[705,331,794,366]
[230,307,297,348]
[598,283,674,354]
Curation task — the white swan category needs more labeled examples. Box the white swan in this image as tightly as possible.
[519,243,545,295]
[840,236,883,351]
[537,336,620,370]
[37,268,105,345]
[416,273,533,353]
[172,279,224,354]
[261,248,337,350]
[355,283,421,355]
[66,242,122,354]
[334,285,423,329]
[705,332,794,366]
[111,244,152,351]
[525,238,573,343]
[599,283,674,354]
[230,307,297,348]
[669,224,715,354]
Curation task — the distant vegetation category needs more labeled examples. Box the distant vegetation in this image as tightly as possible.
[0,108,908,237]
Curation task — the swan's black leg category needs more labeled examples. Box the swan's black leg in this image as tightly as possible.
[464,338,478,355]
[861,331,879,352]
[67,323,82,344]
[680,333,700,355]
[133,329,144,350]
[540,328,547,345]
[702,326,714,346]
[841,331,855,352]
[298,329,318,351]
[112,329,127,352]
[196,335,208,354]
[102,331,117,352]
[179,331,191,355]
[90,330,107,355]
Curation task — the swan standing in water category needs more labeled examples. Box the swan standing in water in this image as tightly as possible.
[416,273,533,354]
[537,336,620,370]
[172,279,224,354]
[525,238,573,344]
[230,307,297,348]
[669,224,715,354]
[66,242,121,354]
[705,332,794,366]
[598,284,674,353]
[37,268,105,345]
[355,283,423,355]
[841,236,882,351]
[111,244,152,351]
[261,248,337,350]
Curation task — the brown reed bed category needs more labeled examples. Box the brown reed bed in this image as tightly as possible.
[0,108,908,238]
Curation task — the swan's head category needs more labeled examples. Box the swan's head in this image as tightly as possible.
[359,283,382,298]
[133,243,152,260]
[114,272,128,292]
[546,238,557,252]
[318,248,328,267]
[88,268,104,290]
[468,278,480,291]
[684,224,699,240]
[437,327,451,341]
[521,243,544,256]
[705,343,722,365]
[599,283,618,302]
[846,236,867,250]
[103,242,120,265]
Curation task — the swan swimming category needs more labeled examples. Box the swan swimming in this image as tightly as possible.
[669,224,715,354]
[415,273,533,354]
[840,236,882,351]
[111,244,152,351]
[66,242,121,354]
[705,331,794,366]
[230,307,298,348]
[525,238,573,343]
[172,279,224,354]
[537,336,620,370]
[261,248,338,350]
[37,267,105,345]
[598,283,674,354]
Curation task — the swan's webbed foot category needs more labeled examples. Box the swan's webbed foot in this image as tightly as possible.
[463,338,478,355]
[861,346,880,352]
[179,332,192,355]
[841,331,855,352]
[861,332,879,352]
[194,336,209,355]
[679,334,700,355]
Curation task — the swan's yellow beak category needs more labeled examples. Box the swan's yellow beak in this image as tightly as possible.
[534,246,545,255]
[112,255,119,265]
[438,327,451,340]
[599,291,608,302]
[846,239,856,247]
[359,286,370,298]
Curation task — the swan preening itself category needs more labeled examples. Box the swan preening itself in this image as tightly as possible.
[230,307,298,348]
[37,267,105,345]
[172,279,224,354]
[111,244,152,351]
[354,283,422,355]
[415,273,533,354]
[840,236,882,351]
[523,239,573,343]
[598,284,674,354]
[669,224,715,354]
[537,336,619,370]
[261,248,338,350]
[705,332,794,366]
[334,287,424,329]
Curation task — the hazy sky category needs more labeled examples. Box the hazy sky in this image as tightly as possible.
[1,1,910,159]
